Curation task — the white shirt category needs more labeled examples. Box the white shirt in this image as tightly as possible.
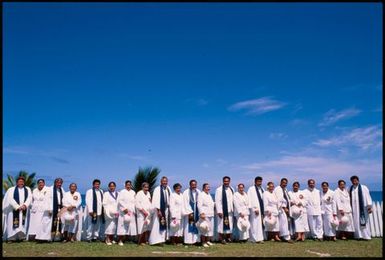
[320,189,337,215]
[334,188,352,213]
[182,188,200,215]
[170,192,184,219]
[215,185,234,214]
[303,188,322,215]
[103,190,119,219]
[85,188,104,215]
[197,191,215,217]
[263,190,279,216]
[233,191,250,217]
[31,186,52,212]
[135,190,152,214]
[63,191,82,215]
[118,189,136,214]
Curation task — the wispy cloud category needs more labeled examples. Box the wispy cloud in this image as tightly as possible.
[313,125,382,150]
[318,108,361,127]
[292,103,303,114]
[228,96,286,115]
[50,156,70,164]
[269,132,288,140]
[117,153,147,161]
[216,158,228,166]
[4,146,70,164]
[289,119,308,127]
[185,98,209,107]
[3,147,30,155]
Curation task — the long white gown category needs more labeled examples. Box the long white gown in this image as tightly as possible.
[3,186,32,240]
[320,189,337,237]
[48,185,65,239]
[84,188,104,240]
[263,191,279,232]
[169,192,184,237]
[103,191,119,235]
[197,191,215,237]
[288,190,309,233]
[135,190,153,234]
[117,188,137,236]
[149,185,171,245]
[334,188,355,232]
[28,186,52,239]
[274,186,291,239]
[62,191,82,235]
[303,188,323,239]
[247,186,264,242]
[350,185,372,239]
[215,185,234,234]
[233,191,250,240]
[182,188,201,244]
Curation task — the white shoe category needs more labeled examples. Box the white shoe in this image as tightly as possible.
[106,242,112,246]
[203,243,209,248]
[118,241,124,246]
[112,240,116,244]
[207,241,213,246]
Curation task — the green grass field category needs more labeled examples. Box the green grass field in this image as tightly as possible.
[2,238,383,257]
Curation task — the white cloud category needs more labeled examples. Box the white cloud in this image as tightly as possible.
[228,97,286,115]
[318,108,361,127]
[216,158,228,166]
[269,133,288,140]
[117,153,147,161]
[3,147,30,155]
[289,119,308,127]
[313,125,382,150]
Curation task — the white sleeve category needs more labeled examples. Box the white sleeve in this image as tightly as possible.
[8,188,21,210]
[169,194,177,218]
[86,190,93,213]
[74,192,82,208]
[117,192,126,212]
[363,186,373,207]
[183,190,192,215]
[152,187,160,210]
[23,187,32,207]
[63,193,71,207]
[215,188,223,214]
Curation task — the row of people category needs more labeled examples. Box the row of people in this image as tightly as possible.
[2,175,373,246]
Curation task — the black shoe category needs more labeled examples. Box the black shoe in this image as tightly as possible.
[221,239,227,244]
[226,238,232,243]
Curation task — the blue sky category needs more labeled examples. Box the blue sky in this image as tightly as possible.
[3,3,382,193]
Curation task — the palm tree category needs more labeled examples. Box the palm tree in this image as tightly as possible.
[3,170,37,191]
[133,166,160,195]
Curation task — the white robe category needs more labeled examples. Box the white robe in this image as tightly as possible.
[48,186,65,238]
[263,191,279,232]
[182,188,201,244]
[3,186,32,240]
[215,185,234,234]
[233,191,250,240]
[62,191,82,235]
[274,186,291,239]
[149,185,171,245]
[334,188,355,232]
[84,188,104,240]
[303,188,323,239]
[169,192,184,237]
[288,190,309,233]
[117,189,137,236]
[350,185,372,239]
[28,186,52,240]
[197,191,215,237]
[135,190,153,234]
[103,191,119,235]
[320,189,337,237]
[247,186,264,242]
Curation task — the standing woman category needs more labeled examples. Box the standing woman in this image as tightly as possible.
[62,183,82,242]
[288,182,309,242]
[263,182,280,241]
[334,180,355,240]
[135,182,153,245]
[169,183,184,245]
[117,180,137,246]
[28,179,52,242]
[320,182,337,241]
[233,183,251,242]
[197,183,215,247]
[103,182,119,245]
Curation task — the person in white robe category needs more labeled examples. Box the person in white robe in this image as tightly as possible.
[49,178,66,242]
[169,183,184,245]
[263,182,280,241]
[61,183,82,242]
[247,176,265,243]
[320,182,337,241]
[117,180,137,246]
[3,176,32,241]
[135,182,153,245]
[303,179,323,241]
[334,180,355,240]
[288,182,309,242]
[27,179,52,242]
[233,184,250,241]
[103,181,119,245]
[182,180,201,245]
[197,183,215,247]
[85,179,105,242]
[273,178,293,242]
[215,176,235,244]
[349,175,372,240]
[149,176,172,245]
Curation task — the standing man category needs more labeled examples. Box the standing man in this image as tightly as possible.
[304,179,323,241]
[149,176,172,246]
[3,176,32,242]
[85,179,105,242]
[182,179,201,246]
[273,178,293,243]
[247,176,265,243]
[50,178,65,242]
[349,175,373,241]
[215,176,234,244]
[117,180,137,246]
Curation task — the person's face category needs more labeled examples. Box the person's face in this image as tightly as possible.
[143,185,149,193]
[125,182,132,190]
[38,181,45,190]
[204,185,210,193]
[280,180,288,189]
[109,183,116,192]
[17,179,25,188]
[268,183,274,192]
[293,183,299,192]
[70,184,77,193]
[308,180,315,189]
[190,181,197,190]
[93,182,100,190]
[338,182,345,190]
[223,178,230,187]
[55,180,63,188]
[174,186,182,194]
[322,184,329,193]
[161,178,168,187]
[255,179,262,187]
[351,179,359,186]
[238,185,245,193]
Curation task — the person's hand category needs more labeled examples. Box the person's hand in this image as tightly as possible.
[218,212,223,218]
[284,208,289,214]
[123,209,129,214]
[290,201,295,206]
[297,202,302,207]
[200,213,206,219]
[142,210,148,218]
[239,212,244,218]
[339,210,344,216]
[254,209,259,216]
[367,207,372,214]
[89,212,94,217]
[157,210,163,219]
[48,211,53,217]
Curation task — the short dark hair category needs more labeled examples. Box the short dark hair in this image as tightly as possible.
[125,180,132,185]
[238,183,245,188]
[189,179,197,186]
[293,181,300,187]
[308,179,315,185]
[255,176,263,182]
[92,179,101,185]
[37,179,45,184]
[108,181,116,187]
[16,176,25,182]
[338,180,346,185]
[350,175,359,182]
[161,176,168,181]
[280,178,288,183]
[223,176,231,182]
[321,182,329,187]
[173,183,181,190]
[54,178,63,184]
[69,183,77,188]
[267,181,274,186]
[142,182,149,188]
[202,183,209,190]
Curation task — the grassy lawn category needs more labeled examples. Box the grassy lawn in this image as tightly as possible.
[2,238,383,257]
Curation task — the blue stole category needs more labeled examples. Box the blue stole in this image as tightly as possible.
[51,186,63,232]
[188,189,199,234]
[92,188,105,224]
[159,186,168,231]
[350,184,366,226]
[222,186,232,231]
[12,187,28,228]
[255,185,264,216]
